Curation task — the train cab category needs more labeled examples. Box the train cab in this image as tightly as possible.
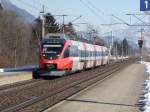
[38,33,71,76]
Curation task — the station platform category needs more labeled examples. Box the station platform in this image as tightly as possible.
[45,63,146,112]
[0,72,32,85]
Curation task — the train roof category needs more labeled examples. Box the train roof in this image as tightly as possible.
[44,33,69,39]
[69,39,107,48]
[43,33,107,48]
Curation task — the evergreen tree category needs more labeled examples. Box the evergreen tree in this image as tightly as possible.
[33,13,60,40]
[112,41,122,56]
[122,38,129,56]
[45,13,60,33]
[64,22,77,40]
[33,17,42,40]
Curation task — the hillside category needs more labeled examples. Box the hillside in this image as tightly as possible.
[1,0,35,23]
[0,1,38,67]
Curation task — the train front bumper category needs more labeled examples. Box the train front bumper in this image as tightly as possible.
[42,70,66,76]
[34,69,66,77]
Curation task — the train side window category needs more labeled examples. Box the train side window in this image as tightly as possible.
[81,50,85,57]
[69,45,78,57]
[64,48,69,58]
[88,51,89,57]
[83,50,85,57]
[94,51,96,57]
[74,46,78,57]
[80,50,82,57]
[69,46,74,57]
[104,51,106,56]
[101,51,103,56]
[85,51,87,57]
[106,50,109,56]
[78,50,81,58]
[86,51,88,57]
[103,52,104,56]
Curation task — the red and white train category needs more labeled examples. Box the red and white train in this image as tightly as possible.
[33,33,109,78]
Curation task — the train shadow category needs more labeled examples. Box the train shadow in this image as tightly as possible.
[40,76,60,80]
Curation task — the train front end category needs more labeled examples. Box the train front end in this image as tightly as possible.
[33,34,71,78]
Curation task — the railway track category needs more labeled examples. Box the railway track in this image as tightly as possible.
[0,79,43,91]
[0,59,137,112]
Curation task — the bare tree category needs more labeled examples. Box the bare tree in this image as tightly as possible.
[0,10,38,67]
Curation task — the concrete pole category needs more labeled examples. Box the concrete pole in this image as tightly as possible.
[40,5,45,38]
[62,15,65,34]
[42,16,45,38]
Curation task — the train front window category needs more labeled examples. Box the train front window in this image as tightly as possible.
[42,44,63,59]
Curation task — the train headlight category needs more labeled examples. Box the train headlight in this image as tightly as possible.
[57,54,60,57]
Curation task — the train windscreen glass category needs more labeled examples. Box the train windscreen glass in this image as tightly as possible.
[42,38,65,59]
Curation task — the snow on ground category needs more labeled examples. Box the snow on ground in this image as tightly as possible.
[0,69,4,72]
[139,61,150,112]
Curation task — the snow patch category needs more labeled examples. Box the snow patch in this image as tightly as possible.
[0,69,4,72]
[139,61,150,112]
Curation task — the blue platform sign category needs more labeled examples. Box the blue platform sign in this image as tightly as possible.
[140,0,150,11]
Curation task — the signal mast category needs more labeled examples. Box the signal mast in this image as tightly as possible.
[138,28,144,61]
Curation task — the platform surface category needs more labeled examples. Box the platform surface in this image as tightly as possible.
[0,72,32,85]
[45,63,146,112]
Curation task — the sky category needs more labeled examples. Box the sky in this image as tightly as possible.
[10,0,140,33]
[7,0,150,49]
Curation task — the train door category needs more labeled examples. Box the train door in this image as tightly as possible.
[86,44,91,68]
[103,48,106,64]
[105,47,109,64]
[93,45,97,67]
[78,43,84,70]
[70,41,80,72]
[90,45,94,68]
[83,43,87,69]
[102,47,108,65]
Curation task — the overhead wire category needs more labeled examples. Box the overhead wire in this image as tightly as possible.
[15,0,110,32]
[31,1,83,18]
[32,0,59,14]
[16,0,60,16]
[15,0,64,23]
[81,0,110,23]
[26,0,82,23]
[80,0,106,23]
[86,0,105,16]
[79,0,113,32]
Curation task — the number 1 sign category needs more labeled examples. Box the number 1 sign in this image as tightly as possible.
[140,0,150,11]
